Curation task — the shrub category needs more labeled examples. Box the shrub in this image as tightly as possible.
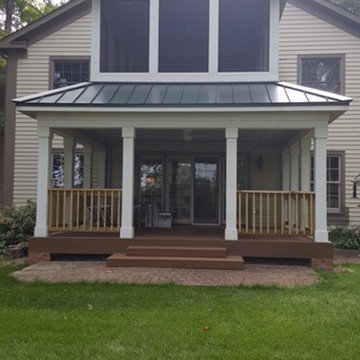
[329,226,360,250]
[0,201,36,254]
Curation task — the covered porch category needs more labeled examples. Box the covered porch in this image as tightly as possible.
[14,82,351,269]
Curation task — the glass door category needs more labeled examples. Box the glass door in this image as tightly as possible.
[193,157,220,224]
[168,159,192,224]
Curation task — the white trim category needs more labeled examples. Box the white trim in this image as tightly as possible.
[18,105,350,114]
[91,0,279,82]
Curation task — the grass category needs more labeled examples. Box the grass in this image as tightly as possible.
[0,261,360,359]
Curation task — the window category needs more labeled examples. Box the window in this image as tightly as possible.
[52,60,89,89]
[159,0,209,72]
[300,56,343,94]
[51,153,84,188]
[311,154,343,212]
[218,0,269,72]
[100,0,149,72]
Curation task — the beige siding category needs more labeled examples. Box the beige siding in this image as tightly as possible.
[279,3,360,225]
[14,14,92,205]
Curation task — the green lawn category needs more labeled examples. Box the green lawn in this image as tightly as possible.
[0,261,360,360]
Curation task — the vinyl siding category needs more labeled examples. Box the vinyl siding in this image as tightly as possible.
[14,14,92,205]
[279,3,360,225]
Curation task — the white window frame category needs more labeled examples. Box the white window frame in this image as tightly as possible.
[91,0,279,82]
[311,152,344,214]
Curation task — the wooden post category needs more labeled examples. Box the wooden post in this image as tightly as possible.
[120,127,135,239]
[34,126,52,237]
[225,128,238,240]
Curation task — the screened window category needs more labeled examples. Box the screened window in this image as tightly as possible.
[311,154,342,211]
[52,60,89,89]
[300,57,343,94]
[100,0,149,72]
[51,153,84,188]
[159,0,209,72]
[218,0,269,72]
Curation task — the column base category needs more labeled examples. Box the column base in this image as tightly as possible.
[34,226,49,237]
[120,227,134,239]
[314,230,329,242]
[225,228,238,241]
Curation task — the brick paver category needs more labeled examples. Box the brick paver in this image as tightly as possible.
[12,261,319,287]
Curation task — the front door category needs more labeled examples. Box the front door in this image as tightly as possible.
[193,157,220,224]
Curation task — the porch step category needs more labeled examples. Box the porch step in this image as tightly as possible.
[106,253,244,270]
[126,245,227,258]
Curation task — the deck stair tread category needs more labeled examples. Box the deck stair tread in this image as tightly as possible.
[126,245,227,258]
[107,253,244,270]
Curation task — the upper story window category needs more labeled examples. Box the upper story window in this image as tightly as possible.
[159,0,209,72]
[93,0,278,82]
[52,59,90,89]
[219,0,269,72]
[299,56,344,94]
[100,0,149,72]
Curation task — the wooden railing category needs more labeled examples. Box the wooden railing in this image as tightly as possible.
[237,190,314,236]
[48,189,122,232]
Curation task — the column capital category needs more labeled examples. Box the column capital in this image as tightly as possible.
[314,124,328,139]
[225,128,238,139]
[300,135,312,149]
[122,127,135,139]
[38,124,51,138]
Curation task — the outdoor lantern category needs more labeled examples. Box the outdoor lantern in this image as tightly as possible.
[352,174,360,198]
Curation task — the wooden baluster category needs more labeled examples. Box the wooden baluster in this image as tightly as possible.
[273,193,277,234]
[281,193,284,234]
[62,190,66,231]
[97,190,100,231]
[238,192,241,234]
[90,191,94,231]
[245,192,249,233]
[288,193,291,235]
[104,190,108,230]
[259,193,263,234]
[76,190,80,230]
[266,193,270,234]
[302,193,306,235]
[83,190,87,231]
[49,190,53,231]
[56,190,60,230]
[295,193,299,235]
[252,193,256,234]
[110,191,114,231]
[117,190,121,230]
[69,190,73,231]
[310,193,314,236]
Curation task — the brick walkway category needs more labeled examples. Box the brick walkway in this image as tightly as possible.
[12,261,319,287]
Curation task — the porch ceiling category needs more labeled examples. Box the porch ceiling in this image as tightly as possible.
[14,81,352,108]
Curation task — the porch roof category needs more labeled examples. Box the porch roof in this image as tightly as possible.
[14,82,352,108]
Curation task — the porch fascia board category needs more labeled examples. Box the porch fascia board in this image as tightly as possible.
[34,111,332,130]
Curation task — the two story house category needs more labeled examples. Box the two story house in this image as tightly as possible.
[0,0,359,270]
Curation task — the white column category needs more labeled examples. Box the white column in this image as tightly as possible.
[34,126,52,237]
[282,149,290,191]
[314,126,328,242]
[63,136,75,189]
[290,142,300,230]
[120,127,135,239]
[225,128,238,240]
[83,144,93,189]
[97,149,106,188]
[300,136,311,191]
[290,142,300,191]
[300,136,311,231]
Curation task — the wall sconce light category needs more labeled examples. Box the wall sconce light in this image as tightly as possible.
[352,174,360,198]
[146,175,156,186]
[256,154,264,171]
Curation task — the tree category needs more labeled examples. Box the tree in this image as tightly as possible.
[329,0,360,16]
